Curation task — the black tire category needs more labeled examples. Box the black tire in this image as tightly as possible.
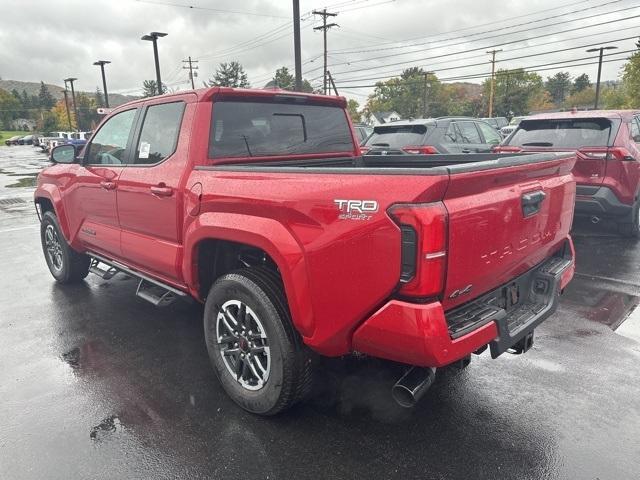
[617,200,640,238]
[203,267,314,415]
[40,211,90,283]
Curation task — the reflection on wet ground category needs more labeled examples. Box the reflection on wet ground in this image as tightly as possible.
[1,146,639,479]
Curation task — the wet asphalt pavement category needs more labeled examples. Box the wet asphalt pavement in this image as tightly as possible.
[1,145,639,480]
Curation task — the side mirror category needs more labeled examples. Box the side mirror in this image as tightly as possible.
[50,144,77,164]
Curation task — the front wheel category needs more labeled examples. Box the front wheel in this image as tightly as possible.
[203,268,314,415]
[40,211,90,283]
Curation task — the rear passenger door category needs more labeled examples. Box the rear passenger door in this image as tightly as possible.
[116,95,195,283]
[456,121,486,153]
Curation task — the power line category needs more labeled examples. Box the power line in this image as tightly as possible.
[330,0,606,53]
[334,34,640,84]
[306,10,640,79]
[304,2,640,75]
[332,25,640,82]
[134,0,288,18]
[334,51,633,88]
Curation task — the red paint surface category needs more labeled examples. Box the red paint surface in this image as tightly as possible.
[35,87,576,365]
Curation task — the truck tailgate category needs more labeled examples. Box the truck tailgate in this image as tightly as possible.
[441,153,576,311]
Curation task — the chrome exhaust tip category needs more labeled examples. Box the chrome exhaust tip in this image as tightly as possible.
[391,367,436,408]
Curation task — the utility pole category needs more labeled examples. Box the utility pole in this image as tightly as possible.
[422,71,434,118]
[93,60,111,108]
[141,32,168,95]
[62,89,72,131]
[183,57,199,89]
[586,45,617,109]
[313,9,338,95]
[293,0,302,91]
[327,70,339,96]
[486,49,502,118]
[64,78,78,130]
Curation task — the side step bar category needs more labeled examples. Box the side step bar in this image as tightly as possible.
[88,253,188,307]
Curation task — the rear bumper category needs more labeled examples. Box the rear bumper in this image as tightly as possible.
[575,185,631,217]
[351,238,575,367]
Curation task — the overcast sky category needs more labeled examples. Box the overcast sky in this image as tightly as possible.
[0,0,638,103]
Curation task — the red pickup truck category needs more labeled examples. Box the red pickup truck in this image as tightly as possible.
[36,88,576,414]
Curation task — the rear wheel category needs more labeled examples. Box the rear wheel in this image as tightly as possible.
[618,199,640,238]
[40,211,90,283]
[203,268,314,415]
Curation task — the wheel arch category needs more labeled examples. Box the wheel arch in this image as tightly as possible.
[34,186,72,241]
[184,212,315,338]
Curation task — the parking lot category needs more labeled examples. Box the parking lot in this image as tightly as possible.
[1,145,639,479]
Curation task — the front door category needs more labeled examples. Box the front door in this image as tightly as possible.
[116,98,192,283]
[66,108,138,257]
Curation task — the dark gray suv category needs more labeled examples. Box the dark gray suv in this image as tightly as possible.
[361,117,502,155]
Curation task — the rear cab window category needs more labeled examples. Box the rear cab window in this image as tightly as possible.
[365,125,428,149]
[508,117,621,148]
[209,100,353,159]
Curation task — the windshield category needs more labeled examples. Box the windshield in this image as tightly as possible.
[508,118,619,148]
[364,125,427,149]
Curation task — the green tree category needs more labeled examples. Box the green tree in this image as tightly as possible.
[94,87,105,108]
[0,88,21,129]
[365,68,441,119]
[76,92,100,131]
[572,73,591,94]
[142,80,166,97]
[545,71,572,104]
[482,68,544,116]
[270,66,314,92]
[40,111,60,135]
[620,38,640,108]
[207,61,250,88]
[38,81,55,109]
[347,99,361,122]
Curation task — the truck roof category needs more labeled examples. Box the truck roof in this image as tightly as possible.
[112,87,347,111]
[526,109,640,121]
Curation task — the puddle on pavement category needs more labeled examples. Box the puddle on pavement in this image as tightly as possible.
[90,415,123,441]
[7,177,36,188]
[562,280,640,331]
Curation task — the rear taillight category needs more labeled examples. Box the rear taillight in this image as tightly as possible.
[492,145,523,153]
[578,147,635,161]
[402,145,439,155]
[388,203,448,299]
[360,146,371,154]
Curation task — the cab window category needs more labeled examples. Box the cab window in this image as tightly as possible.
[134,102,185,165]
[85,109,137,165]
[477,122,501,145]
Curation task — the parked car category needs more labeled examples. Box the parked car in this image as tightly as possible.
[500,116,526,138]
[495,110,640,237]
[353,123,373,145]
[18,135,35,145]
[361,117,502,154]
[36,87,576,414]
[5,135,23,146]
[481,117,508,129]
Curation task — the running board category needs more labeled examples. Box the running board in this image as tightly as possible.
[88,253,188,307]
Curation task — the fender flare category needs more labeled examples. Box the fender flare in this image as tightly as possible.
[183,212,315,338]
[34,185,72,242]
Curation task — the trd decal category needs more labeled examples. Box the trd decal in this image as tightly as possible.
[334,199,379,221]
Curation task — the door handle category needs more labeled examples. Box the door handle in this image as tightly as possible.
[461,149,472,153]
[100,181,116,190]
[150,185,173,197]
[522,190,546,217]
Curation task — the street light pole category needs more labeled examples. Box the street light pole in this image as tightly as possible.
[586,45,617,109]
[141,32,168,95]
[64,77,78,130]
[93,60,111,108]
[293,0,302,91]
